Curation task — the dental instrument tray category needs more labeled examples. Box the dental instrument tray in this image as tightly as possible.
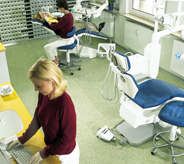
[0,84,13,96]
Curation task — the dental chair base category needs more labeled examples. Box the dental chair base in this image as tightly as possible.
[79,45,97,59]
[117,122,168,146]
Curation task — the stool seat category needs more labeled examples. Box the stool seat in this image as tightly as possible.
[151,101,184,164]
[57,39,77,50]
[159,101,184,127]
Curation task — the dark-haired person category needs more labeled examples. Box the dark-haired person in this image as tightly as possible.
[43,0,74,65]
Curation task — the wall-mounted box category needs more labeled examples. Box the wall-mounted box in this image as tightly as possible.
[170,39,184,77]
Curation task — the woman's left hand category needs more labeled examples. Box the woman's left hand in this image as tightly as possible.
[29,152,43,164]
[44,16,51,25]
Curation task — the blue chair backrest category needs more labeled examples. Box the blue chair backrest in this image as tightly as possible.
[66,26,76,37]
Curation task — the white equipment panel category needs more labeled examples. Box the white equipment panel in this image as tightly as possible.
[170,40,184,77]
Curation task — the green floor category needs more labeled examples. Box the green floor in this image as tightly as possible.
[5,37,184,164]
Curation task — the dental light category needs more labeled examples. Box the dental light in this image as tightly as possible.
[144,0,184,78]
[73,0,89,10]
[154,13,175,29]
[41,6,53,13]
[73,0,108,19]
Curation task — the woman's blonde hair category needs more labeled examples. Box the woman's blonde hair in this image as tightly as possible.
[29,58,67,97]
[33,11,42,20]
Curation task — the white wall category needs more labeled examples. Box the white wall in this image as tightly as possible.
[0,51,10,84]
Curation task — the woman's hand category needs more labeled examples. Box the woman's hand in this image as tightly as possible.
[44,16,51,25]
[46,12,52,17]
[46,12,57,19]
[6,139,22,151]
[29,152,43,164]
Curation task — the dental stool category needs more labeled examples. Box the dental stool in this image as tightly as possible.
[57,26,81,75]
[151,101,184,164]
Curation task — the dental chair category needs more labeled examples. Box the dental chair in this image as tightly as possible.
[111,52,184,163]
[108,51,184,145]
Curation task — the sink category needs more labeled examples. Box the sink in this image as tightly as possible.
[0,110,23,139]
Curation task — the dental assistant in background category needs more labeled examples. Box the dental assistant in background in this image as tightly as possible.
[6,58,79,164]
[44,0,74,65]
[33,11,105,33]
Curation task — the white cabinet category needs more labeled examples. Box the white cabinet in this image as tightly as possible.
[114,15,125,46]
[0,43,10,84]
[124,21,153,54]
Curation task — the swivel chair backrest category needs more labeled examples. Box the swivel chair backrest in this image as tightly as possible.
[57,26,79,52]
[66,26,76,37]
[113,52,139,99]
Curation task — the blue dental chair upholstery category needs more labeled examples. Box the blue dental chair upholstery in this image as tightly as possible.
[128,78,184,108]
[76,29,108,40]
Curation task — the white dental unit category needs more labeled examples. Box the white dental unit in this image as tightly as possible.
[97,0,184,147]
[72,0,109,59]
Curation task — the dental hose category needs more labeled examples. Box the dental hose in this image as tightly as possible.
[101,62,120,104]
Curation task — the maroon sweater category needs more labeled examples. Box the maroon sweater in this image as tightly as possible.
[50,13,73,38]
[18,92,77,159]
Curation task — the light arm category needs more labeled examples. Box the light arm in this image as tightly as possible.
[91,0,108,18]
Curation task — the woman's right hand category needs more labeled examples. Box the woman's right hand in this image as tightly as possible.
[46,12,51,17]
[6,138,22,151]
[46,12,57,19]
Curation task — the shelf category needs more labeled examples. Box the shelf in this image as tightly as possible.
[121,13,181,38]
[90,2,119,15]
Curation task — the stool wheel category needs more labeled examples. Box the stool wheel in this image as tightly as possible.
[155,136,160,141]
[71,72,74,75]
[173,159,177,164]
[78,67,81,70]
[119,137,128,146]
[175,134,179,141]
[151,148,156,155]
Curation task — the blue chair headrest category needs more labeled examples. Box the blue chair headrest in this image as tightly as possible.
[67,26,76,37]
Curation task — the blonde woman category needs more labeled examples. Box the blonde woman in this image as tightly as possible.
[6,58,79,164]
